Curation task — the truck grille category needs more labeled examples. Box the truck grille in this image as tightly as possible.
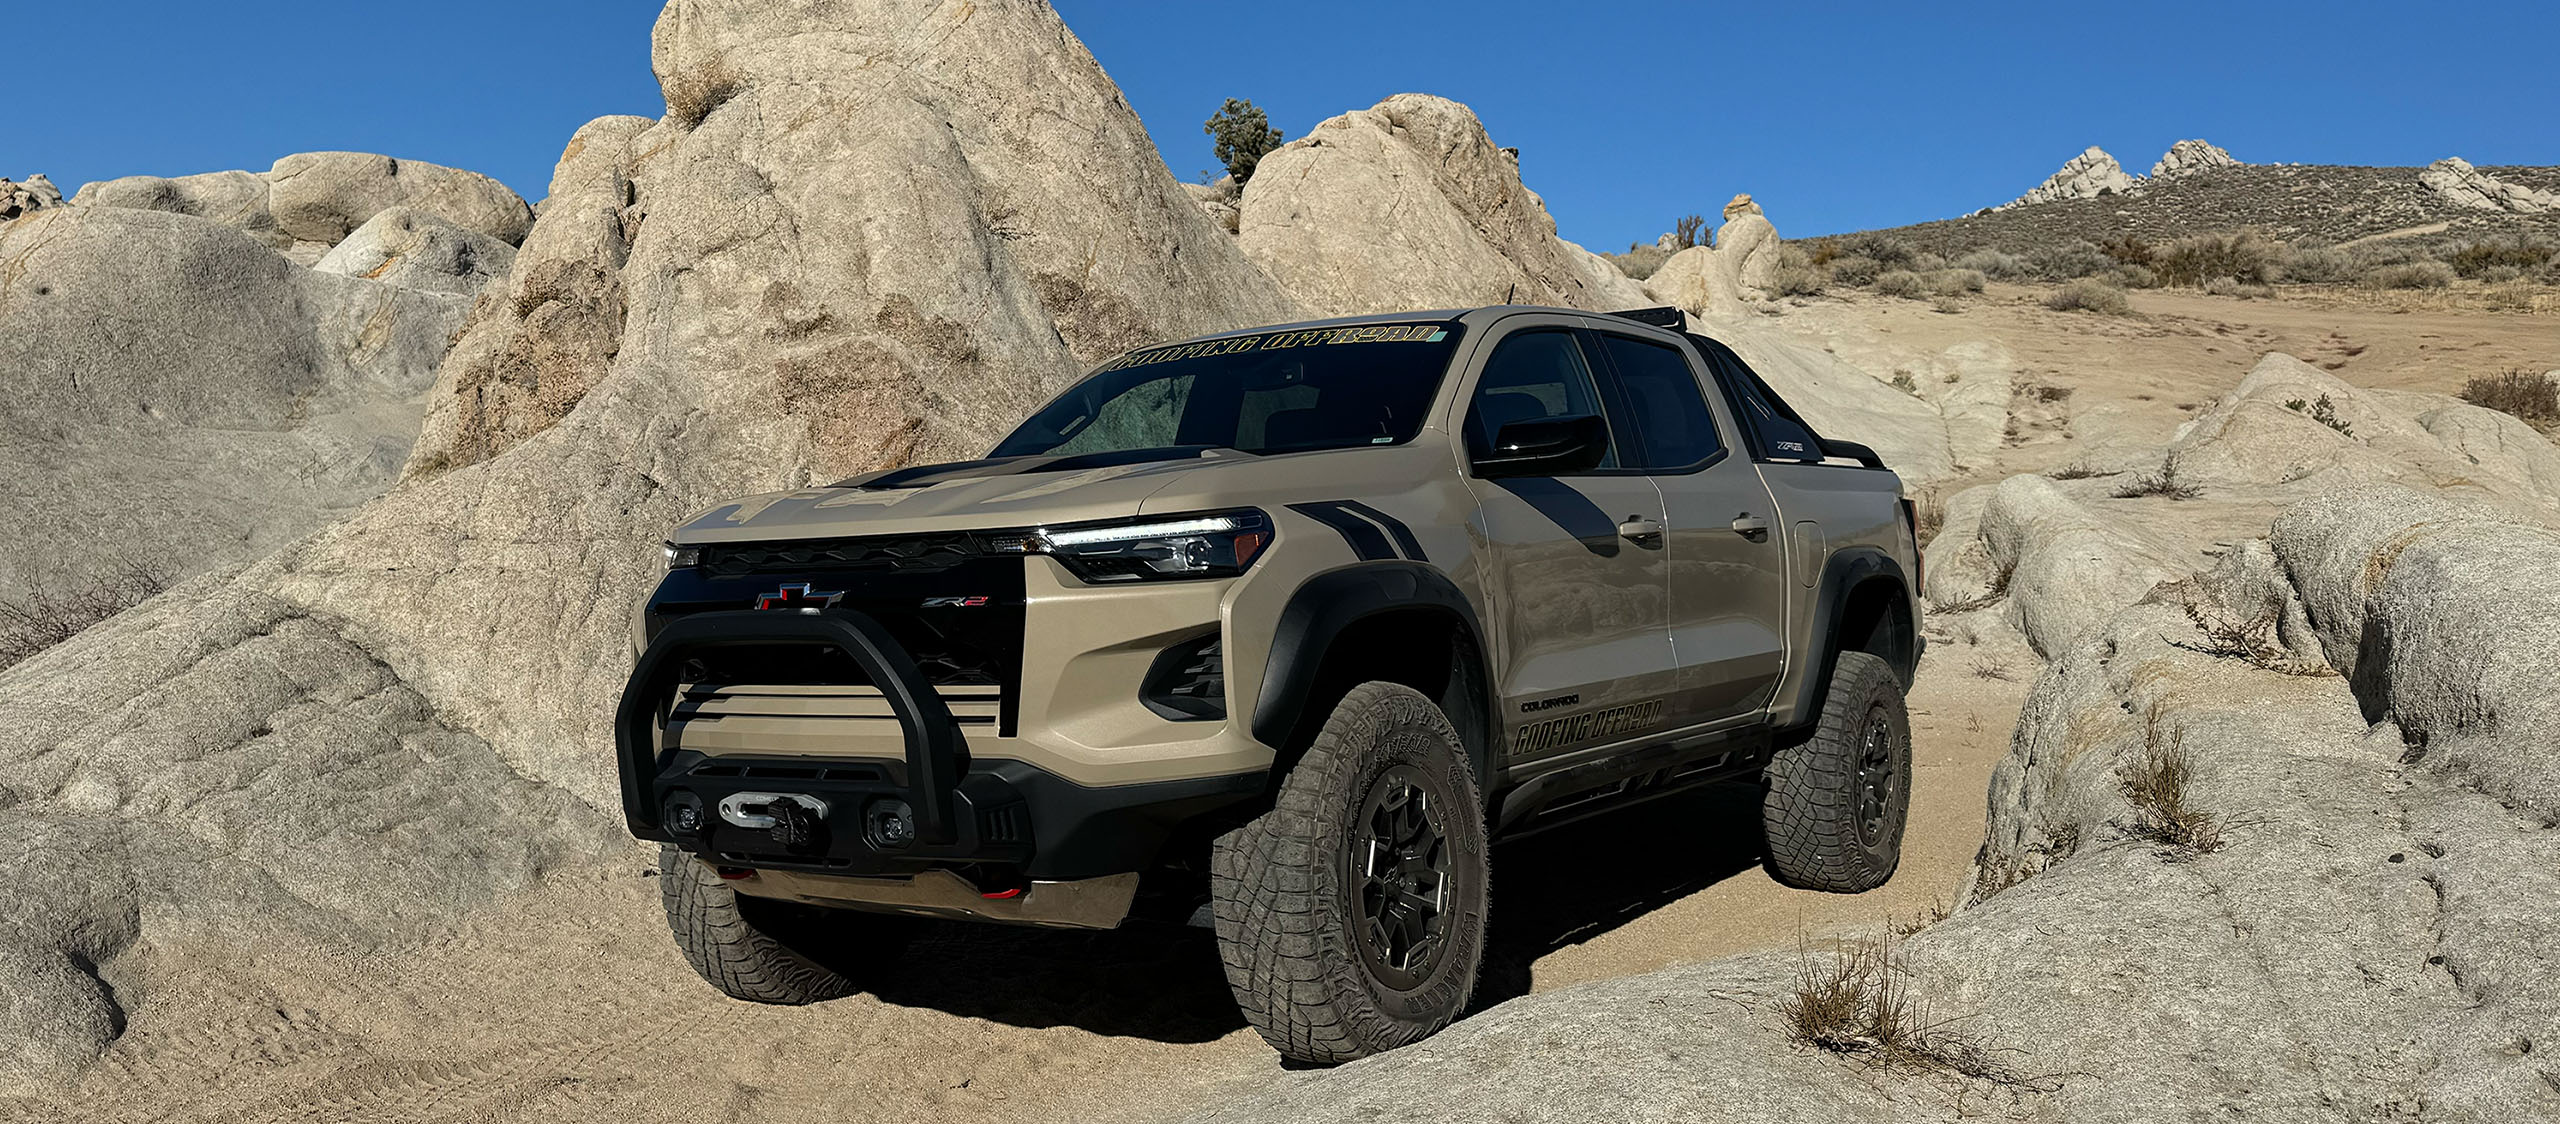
[701,533,986,576]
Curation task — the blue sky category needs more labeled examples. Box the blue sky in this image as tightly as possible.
[11,2,2553,245]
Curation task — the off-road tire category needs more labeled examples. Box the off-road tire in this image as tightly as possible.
[659,845,906,1004]
[1211,681,1490,1065]
[1761,650,1912,892]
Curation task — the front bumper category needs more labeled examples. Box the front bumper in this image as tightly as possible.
[617,608,1261,886]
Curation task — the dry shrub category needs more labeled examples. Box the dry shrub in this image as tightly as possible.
[2111,461,2200,500]
[2361,260,2457,290]
[2046,460,2116,480]
[2201,276,2272,299]
[2460,369,2559,428]
[2446,237,2553,279]
[663,53,746,129]
[1673,213,1708,250]
[1769,244,1825,296]
[1969,657,2015,681]
[2155,230,2281,287]
[1783,932,2034,1084]
[2044,278,2129,314]
[2173,602,2333,676]
[2120,710,2223,857]
[2111,263,2159,289]
[1834,232,1920,268]
[1953,248,2029,280]
[1608,244,1672,280]
[2097,234,2155,268]
[2278,241,2356,283]
[1875,269,1929,299]
[0,559,173,672]
[2283,393,2353,435]
[1827,254,1883,287]
[2026,239,2113,280]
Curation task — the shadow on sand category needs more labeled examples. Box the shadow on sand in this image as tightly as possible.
[855,781,1767,1044]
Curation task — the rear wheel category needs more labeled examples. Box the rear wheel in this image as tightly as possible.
[1211,682,1489,1064]
[659,845,908,1004]
[1760,651,1911,892]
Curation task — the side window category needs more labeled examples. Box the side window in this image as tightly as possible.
[1464,330,1618,469]
[1705,347,1825,462]
[1594,334,1724,470]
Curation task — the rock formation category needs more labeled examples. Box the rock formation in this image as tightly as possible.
[1233,93,1646,315]
[2419,156,2560,214]
[314,206,518,295]
[1996,145,2137,210]
[2147,138,2238,179]
[1180,177,1241,234]
[75,152,535,261]
[1644,194,1784,310]
[0,174,63,219]
[0,0,1297,1086]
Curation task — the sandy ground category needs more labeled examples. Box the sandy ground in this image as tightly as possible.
[2,284,2548,1124]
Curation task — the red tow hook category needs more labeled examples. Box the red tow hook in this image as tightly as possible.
[716,866,756,881]
[980,885,1024,900]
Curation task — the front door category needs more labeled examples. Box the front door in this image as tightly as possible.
[1457,323,1675,767]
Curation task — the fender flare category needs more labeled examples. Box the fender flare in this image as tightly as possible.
[1779,547,1919,732]
[1251,562,1497,790]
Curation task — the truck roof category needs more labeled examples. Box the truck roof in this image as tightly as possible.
[1161,304,1698,348]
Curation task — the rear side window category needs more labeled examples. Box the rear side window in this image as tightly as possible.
[1593,333,1723,470]
[1699,341,1826,463]
[1464,330,1620,469]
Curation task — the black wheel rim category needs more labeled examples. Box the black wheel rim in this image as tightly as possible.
[1854,707,1898,849]
[1351,765,1452,991]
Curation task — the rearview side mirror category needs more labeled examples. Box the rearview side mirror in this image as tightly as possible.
[1473,414,1610,478]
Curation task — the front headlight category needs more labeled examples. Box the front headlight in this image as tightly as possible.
[1000,510,1271,582]
[664,544,701,571]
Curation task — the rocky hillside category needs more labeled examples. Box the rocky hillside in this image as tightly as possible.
[1848,159,2560,257]
[0,159,532,616]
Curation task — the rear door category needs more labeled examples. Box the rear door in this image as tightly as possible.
[1586,329,1788,727]
[1455,319,1675,766]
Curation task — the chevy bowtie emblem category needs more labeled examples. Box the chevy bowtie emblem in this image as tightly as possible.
[755,583,845,612]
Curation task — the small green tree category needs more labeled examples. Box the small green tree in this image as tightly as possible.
[1204,98,1284,184]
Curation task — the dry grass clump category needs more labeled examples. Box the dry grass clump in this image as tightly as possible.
[1768,244,1825,296]
[2460,369,2558,429]
[1969,657,2015,681]
[2046,460,2117,480]
[2361,260,2457,290]
[2446,237,2554,279]
[2172,602,2335,676]
[1783,932,2033,1084]
[2201,276,2272,299]
[2111,462,2201,500]
[2155,230,2281,287]
[0,559,172,673]
[1607,243,1672,280]
[1953,247,2028,280]
[2043,277,2130,315]
[2120,711,2223,857]
[663,53,746,129]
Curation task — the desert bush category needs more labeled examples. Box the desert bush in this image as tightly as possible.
[2097,234,2155,267]
[2277,241,2355,283]
[1607,244,1672,280]
[2361,260,2457,290]
[663,53,747,129]
[2155,230,2281,287]
[2046,460,2116,480]
[2110,263,2158,288]
[2112,461,2200,500]
[2025,239,2114,280]
[1673,213,1707,250]
[1953,247,2029,280]
[1768,244,1825,296]
[2461,369,2559,428]
[2120,710,2223,856]
[2344,240,2432,268]
[1907,251,1949,273]
[2201,276,2272,299]
[2446,237,2553,279]
[1874,269,1928,299]
[2173,602,2334,676]
[2477,264,2526,284]
[1833,232,1919,268]
[1827,254,1883,286]
[1933,268,1986,295]
[1204,98,1284,183]
[2284,393,2353,435]
[2044,277,2130,314]
[0,559,173,673]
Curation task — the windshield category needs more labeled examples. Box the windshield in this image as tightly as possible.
[990,321,1466,458]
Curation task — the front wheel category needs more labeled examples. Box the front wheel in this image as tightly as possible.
[1760,650,1912,892]
[1210,682,1490,1064]
[659,845,908,1004]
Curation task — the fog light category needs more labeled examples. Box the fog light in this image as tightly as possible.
[866,799,917,849]
[665,792,704,835]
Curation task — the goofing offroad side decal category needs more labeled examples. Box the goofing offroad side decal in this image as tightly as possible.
[1508,697,1667,757]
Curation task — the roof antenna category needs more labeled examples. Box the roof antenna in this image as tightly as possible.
[1505,282,1517,304]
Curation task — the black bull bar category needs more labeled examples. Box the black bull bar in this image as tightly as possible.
[616,609,967,845]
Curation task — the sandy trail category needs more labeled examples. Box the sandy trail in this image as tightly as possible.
[4,288,2543,1124]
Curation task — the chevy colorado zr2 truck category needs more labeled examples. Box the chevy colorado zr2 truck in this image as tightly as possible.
[617,304,1923,1063]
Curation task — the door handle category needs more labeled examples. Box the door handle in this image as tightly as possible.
[1617,516,1665,546]
[1730,514,1771,541]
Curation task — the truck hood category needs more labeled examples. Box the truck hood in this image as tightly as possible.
[670,448,1265,543]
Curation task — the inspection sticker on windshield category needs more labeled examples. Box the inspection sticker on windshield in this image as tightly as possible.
[1093,323,1448,374]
